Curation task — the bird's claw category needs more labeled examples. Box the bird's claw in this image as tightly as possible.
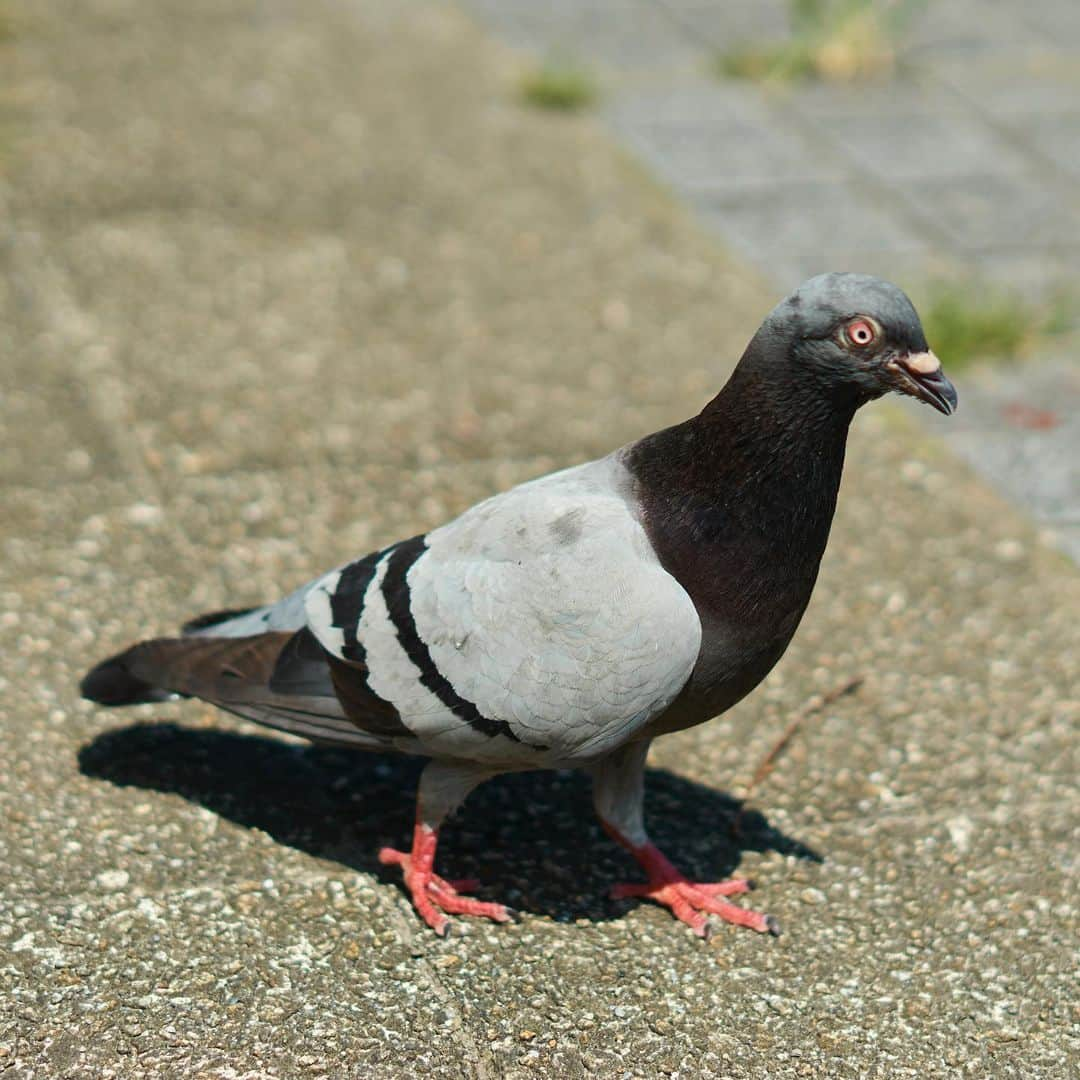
[378,845,512,935]
[610,875,775,937]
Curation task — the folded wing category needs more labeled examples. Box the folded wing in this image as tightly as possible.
[306,455,702,765]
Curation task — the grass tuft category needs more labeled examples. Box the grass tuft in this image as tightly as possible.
[520,60,597,112]
[919,284,1072,370]
[718,0,924,85]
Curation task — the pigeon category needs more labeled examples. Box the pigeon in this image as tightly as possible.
[81,273,957,938]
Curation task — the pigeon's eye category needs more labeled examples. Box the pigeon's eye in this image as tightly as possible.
[844,318,878,348]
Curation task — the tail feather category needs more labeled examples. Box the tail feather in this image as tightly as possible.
[80,649,178,706]
[81,633,292,705]
[80,631,389,750]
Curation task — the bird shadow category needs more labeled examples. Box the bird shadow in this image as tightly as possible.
[78,722,822,925]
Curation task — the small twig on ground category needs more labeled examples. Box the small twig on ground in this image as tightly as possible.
[733,675,863,835]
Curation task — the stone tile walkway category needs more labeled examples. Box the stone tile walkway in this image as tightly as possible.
[461,0,1080,562]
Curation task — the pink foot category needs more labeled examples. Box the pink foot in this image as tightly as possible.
[608,837,779,939]
[378,823,513,935]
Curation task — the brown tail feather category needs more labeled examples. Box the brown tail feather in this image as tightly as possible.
[80,647,177,706]
[117,633,294,702]
[81,632,391,750]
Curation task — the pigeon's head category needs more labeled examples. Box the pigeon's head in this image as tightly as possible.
[756,273,957,416]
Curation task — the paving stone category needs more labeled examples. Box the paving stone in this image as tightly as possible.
[804,108,1031,182]
[905,173,1080,251]
[965,251,1077,301]
[609,113,845,193]
[933,53,1080,116]
[694,179,930,263]
[907,0,1047,58]
[655,0,790,49]
[1018,0,1080,46]
[1022,112,1080,181]
[789,80,972,119]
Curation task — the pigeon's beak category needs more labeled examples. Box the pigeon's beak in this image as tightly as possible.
[885,350,958,416]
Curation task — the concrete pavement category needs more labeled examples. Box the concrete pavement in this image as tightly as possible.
[1,2,1077,1076]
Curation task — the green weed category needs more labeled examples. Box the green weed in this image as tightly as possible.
[520,61,597,112]
[718,0,925,85]
[919,283,1072,370]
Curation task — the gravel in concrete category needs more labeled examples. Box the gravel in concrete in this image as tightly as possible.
[1,2,1077,1077]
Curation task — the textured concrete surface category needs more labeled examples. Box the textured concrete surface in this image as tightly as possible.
[925,358,1080,563]
[1,2,1078,1077]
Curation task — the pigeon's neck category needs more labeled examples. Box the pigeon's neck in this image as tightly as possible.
[627,356,857,630]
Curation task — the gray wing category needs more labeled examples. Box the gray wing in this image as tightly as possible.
[306,454,702,766]
[181,574,329,638]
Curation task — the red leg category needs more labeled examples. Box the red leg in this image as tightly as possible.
[378,821,513,936]
[605,826,779,938]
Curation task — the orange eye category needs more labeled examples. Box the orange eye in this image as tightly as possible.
[845,318,877,347]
